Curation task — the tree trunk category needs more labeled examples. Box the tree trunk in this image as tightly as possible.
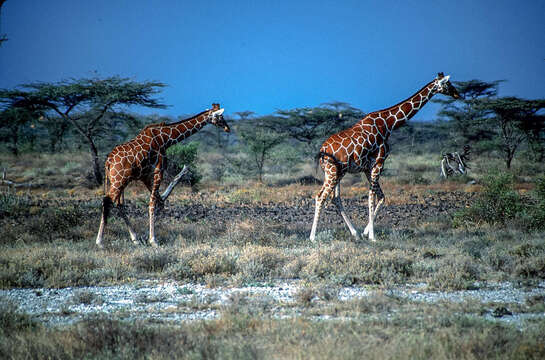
[505,147,514,169]
[9,132,18,156]
[86,134,102,185]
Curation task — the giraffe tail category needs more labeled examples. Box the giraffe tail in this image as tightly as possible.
[102,159,113,225]
[102,196,113,225]
[103,160,110,196]
[315,151,341,174]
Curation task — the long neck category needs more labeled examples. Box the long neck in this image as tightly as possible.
[160,111,211,148]
[384,80,437,130]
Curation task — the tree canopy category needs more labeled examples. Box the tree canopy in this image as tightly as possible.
[0,77,167,184]
[263,102,364,157]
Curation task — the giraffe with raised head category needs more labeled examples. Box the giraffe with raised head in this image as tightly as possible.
[310,73,460,242]
[96,103,230,248]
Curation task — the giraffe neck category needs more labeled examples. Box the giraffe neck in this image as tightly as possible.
[384,80,438,130]
[158,111,211,149]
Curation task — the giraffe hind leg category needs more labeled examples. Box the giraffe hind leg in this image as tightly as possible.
[118,205,138,244]
[310,184,333,242]
[111,187,139,245]
[332,183,359,239]
[96,196,113,248]
[310,167,338,242]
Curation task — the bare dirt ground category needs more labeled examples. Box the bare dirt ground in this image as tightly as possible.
[137,189,477,228]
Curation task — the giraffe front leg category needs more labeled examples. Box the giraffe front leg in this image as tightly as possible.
[364,162,384,241]
[148,162,163,248]
[366,189,376,241]
[363,186,385,236]
[148,197,158,247]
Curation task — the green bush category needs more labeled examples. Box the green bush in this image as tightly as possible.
[428,256,481,290]
[165,142,202,186]
[528,175,545,230]
[26,204,88,242]
[453,172,522,227]
[0,192,32,218]
[454,173,545,231]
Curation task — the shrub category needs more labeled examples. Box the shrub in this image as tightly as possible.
[236,245,287,280]
[41,206,88,241]
[453,172,522,227]
[129,249,178,273]
[454,173,545,231]
[527,175,545,230]
[0,299,38,335]
[165,142,202,186]
[428,255,481,290]
[0,192,32,218]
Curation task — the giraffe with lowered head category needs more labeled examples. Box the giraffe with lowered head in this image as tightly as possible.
[96,103,230,247]
[310,73,460,242]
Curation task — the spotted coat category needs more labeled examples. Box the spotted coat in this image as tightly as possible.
[310,73,460,241]
[96,103,230,247]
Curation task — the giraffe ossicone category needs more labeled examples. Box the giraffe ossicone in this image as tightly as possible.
[95,103,230,248]
[310,73,460,242]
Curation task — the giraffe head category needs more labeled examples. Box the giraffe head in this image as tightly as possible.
[434,72,460,99]
[208,103,230,132]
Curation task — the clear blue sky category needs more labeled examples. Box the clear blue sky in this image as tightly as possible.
[1,0,544,120]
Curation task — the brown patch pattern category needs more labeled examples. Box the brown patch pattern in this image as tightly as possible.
[310,74,459,241]
[96,103,229,247]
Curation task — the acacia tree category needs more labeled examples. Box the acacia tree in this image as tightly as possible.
[237,115,283,182]
[478,97,545,168]
[433,79,502,147]
[0,107,37,155]
[520,114,545,162]
[264,103,364,157]
[0,0,7,46]
[0,77,166,184]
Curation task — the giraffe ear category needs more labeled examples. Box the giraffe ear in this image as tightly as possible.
[437,72,444,79]
[212,108,224,116]
[440,75,450,83]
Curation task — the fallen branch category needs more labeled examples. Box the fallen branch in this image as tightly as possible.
[160,165,189,201]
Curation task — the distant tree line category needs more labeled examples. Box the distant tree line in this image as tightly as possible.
[1,76,544,186]
[433,80,545,168]
[0,77,166,184]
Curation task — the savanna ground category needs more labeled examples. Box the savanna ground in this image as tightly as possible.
[1,150,545,359]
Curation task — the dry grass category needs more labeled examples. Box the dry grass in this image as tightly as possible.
[2,151,545,358]
[1,300,544,359]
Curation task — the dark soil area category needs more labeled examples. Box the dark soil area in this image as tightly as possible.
[129,191,477,228]
[1,190,476,233]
